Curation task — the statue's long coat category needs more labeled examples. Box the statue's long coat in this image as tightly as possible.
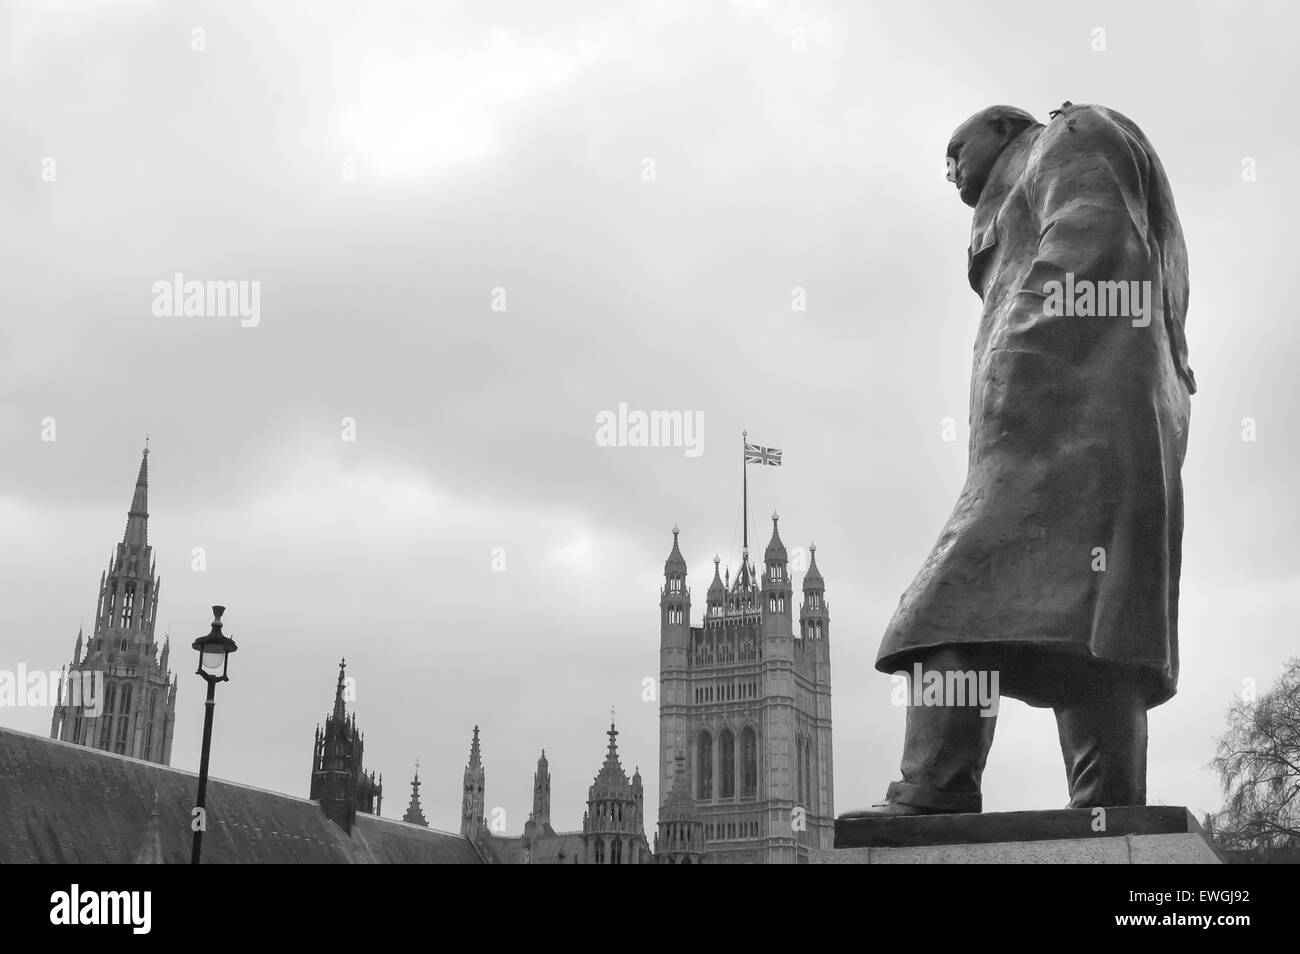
[877,104,1195,707]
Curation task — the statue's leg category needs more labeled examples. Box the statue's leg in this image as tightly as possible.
[1053,673,1148,807]
[875,647,997,814]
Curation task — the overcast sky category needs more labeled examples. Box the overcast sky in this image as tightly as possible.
[2,0,1296,834]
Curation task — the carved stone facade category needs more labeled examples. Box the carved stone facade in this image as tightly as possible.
[658,517,834,863]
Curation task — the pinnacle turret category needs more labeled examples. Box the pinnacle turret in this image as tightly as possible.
[707,555,724,598]
[593,721,629,788]
[803,541,824,589]
[764,511,787,563]
[664,525,686,574]
[468,724,482,769]
[402,762,428,827]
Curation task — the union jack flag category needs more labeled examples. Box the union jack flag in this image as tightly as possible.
[744,442,782,466]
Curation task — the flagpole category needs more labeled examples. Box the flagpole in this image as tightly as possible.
[742,429,748,553]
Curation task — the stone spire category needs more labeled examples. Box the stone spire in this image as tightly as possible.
[124,444,149,548]
[804,541,823,588]
[332,658,347,720]
[594,721,629,788]
[402,762,428,827]
[664,525,686,574]
[460,725,486,839]
[707,555,724,594]
[468,724,482,769]
[764,511,787,563]
[50,444,174,765]
[531,749,551,827]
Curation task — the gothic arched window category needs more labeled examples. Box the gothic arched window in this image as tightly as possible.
[116,714,130,754]
[121,581,136,627]
[796,735,804,805]
[697,731,713,800]
[719,729,735,798]
[741,727,758,796]
[144,690,157,754]
[804,737,814,808]
[97,682,117,748]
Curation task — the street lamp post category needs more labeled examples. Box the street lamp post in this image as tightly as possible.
[190,605,238,865]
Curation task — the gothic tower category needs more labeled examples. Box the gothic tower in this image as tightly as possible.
[522,749,553,844]
[581,721,651,864]
[51,445,177,765]
[460,725,486,840]
[656,516,834,863]
[310,659,383,834]
[799,542,834,850]
[657,526,692,851]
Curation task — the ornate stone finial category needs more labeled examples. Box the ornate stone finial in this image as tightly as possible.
[713,554,720,566]
[772,510,779,523]
[672,524,679,536]
[609,704,616,725]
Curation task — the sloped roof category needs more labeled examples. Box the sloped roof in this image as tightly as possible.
[0,727,483,864]
[475,833,524,864]
[528,830,583,864]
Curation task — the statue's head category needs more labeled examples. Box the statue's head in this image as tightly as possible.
[945,106,1037,207]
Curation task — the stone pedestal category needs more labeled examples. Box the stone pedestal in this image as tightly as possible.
[813,806,1221,864]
